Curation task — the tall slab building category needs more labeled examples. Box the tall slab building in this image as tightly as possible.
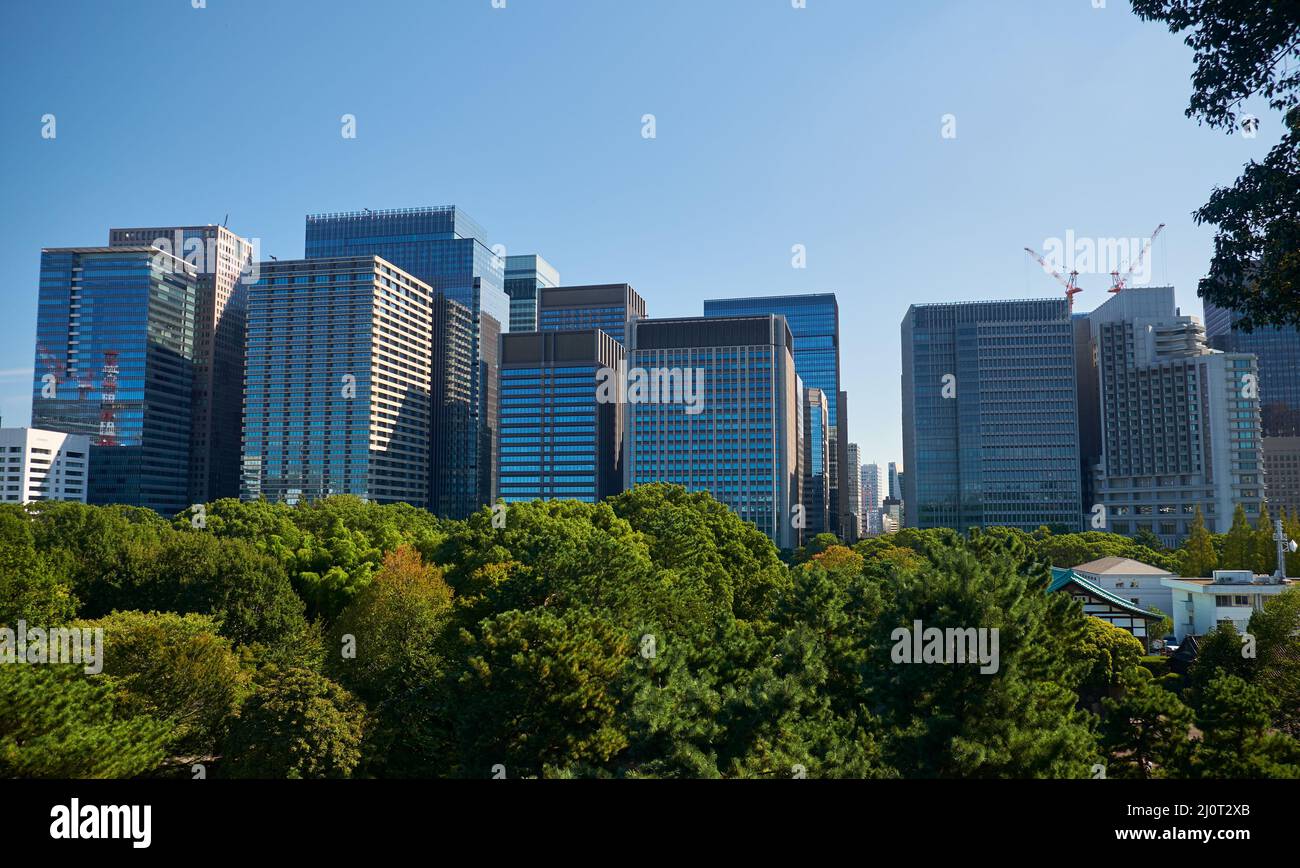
[901,298,1083,532]
[624,315,801,549]
[498,329,625,503]
[109,225,255,503]
[305,206,505,515]
[32,246,198,515]
[240,256,433,506]
[703,294,848,538]
[1205,301,1300,517]
[1085,287,1264,542]
[801,386,830,535]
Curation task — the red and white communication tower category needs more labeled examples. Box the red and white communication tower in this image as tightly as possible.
[1023,247,1083,311]
[97,349,119,447]
[1109,223,1166,294]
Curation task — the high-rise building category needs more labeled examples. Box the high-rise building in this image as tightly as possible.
[703,294,848,536]
[1086,287,1265,542]
[430,293,477,517]
[888,462,900,501]
[32,246,197,515]
[109,225,255,504]
[844,442,862,542]
[901,298,1083,532]
[625,315,801,549]
[802,387,830,535]
[0,428,91,504]
[861,462,882,534]
[240,256,434,506]
[498,329,625,504]
[538,284,646,346]
[1205,300,1300,516]
[504,254,560,333]
[304,206,505,513]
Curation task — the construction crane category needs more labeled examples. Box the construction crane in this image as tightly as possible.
[1110,223,1166,294]
[1023,247,1083,311]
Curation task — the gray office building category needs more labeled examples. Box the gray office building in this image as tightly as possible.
[901,298,1083,532]
[1205,300,1300,516]
[1086,287,1265,542]
[538,284,646,346]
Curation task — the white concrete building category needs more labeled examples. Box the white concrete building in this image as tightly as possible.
[1071,557,1175,622]
[1161,570,1298,640]
[0,428,90,504]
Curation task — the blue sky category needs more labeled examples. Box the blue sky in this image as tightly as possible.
[0,0,1281,470]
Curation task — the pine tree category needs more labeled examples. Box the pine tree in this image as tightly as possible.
[1254,502,1275,575]
[1102,666,1194,779]
[1177,506,1218,578]
[1222,504,1254,571]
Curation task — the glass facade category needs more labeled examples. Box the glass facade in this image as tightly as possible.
[32,247,197,515]
[625,315,800,549]
[241,256,433,506]
[703,294,847,535]
[538,284,646,346]
[901,298,1083,532]
[504,254,560,333]
[109,225,254,503]
[305,206,505,512]
[1205,302,1300,516]
[498,329,624,504]
[802,387,830,534]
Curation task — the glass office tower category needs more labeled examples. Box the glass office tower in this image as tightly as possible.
[1205,301,1300,516]
[802,387,830,535]
[703,294,848,538]
[901,298,1083,532]
[538,284,646,346]
[32,246,198,515]
[109,224,255,504]
[304,206,505,514]
[625,315,800,549]
[241,256,434,506]
[505,254,560,332]
[498,329,625,503]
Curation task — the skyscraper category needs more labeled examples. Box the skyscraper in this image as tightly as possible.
[538,284,646,346]
[241,256,434,506]
[625,315,801,549]
[901,298,1083,532]
[844,442,862,541]
[802,387,830,535]
[498,329,625,503]
[1205,301,1300,516]
[504,254,560,332]
[304,206,505,513]
[32,246,197,514]
[703,294,847,538]
[861,462,881,535]
[109,224,255,503]
[1086,287,1264,541]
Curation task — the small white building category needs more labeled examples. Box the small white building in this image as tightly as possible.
[0,428,90,504]
[1071,557,1175,623]
[1161,570,1298,641]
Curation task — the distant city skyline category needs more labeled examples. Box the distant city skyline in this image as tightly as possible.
[0,0,1285,467]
